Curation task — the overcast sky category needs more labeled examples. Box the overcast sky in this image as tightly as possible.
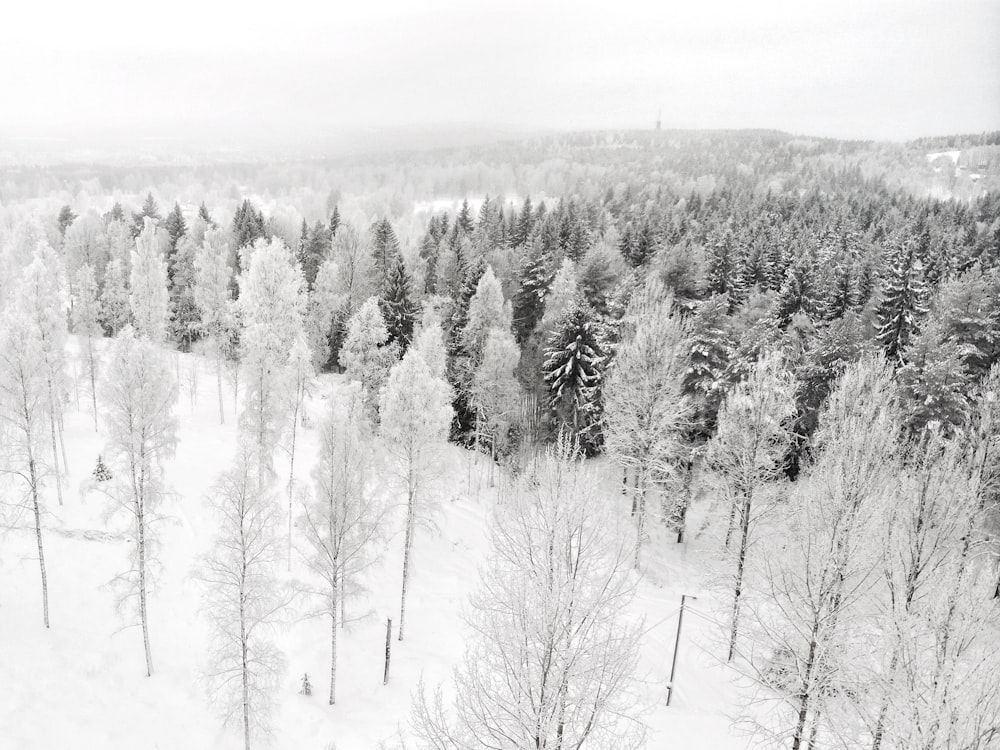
[2,0,998,145]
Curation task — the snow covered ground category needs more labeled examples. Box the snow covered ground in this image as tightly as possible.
[0,339,756,749]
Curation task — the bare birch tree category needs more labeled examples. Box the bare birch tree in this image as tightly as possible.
[740,355,899,749]
[0,308,52,627]
[15,243,69,506]
[411,438,645,750]
[380,347,453,641]
[298,385,385,704]
[706,350,796,662]
[604,291,691,568]
[100,327,178,676]
[199,443,286,750]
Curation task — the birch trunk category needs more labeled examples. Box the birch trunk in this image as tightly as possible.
[399,464,415,642]
[727,487,753,662]
[46,379,63,505]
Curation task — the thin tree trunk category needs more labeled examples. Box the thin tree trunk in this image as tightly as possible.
[241,593,250,750]
[138,496,153,677]
[634,478,647,569]
[216,354,225,424]
[46,378,63,506]
[727,488,753,662]
[288,399,299,571]
[329,573,338,705]
[791,632,820,750]
[87,337,98,431]
[28,454,50,628]
[399,472,415,642]
[56,398,69,473]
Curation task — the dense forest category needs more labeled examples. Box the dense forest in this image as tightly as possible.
[4,129,1000,748]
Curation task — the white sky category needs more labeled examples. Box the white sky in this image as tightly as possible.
[1,0,998,142]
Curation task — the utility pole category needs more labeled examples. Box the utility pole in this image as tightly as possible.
[666,594,697,706]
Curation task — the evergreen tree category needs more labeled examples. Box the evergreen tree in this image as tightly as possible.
[897,317,973,435]
[329,205,340,238]
[542,301,605,453]
[131,192,161,237]
[456,199,474,236]
[875,238,929,359]
[231,200,266,273]
[772,257,816,328]
[514,196,534,247]
[379,254,416,348]
[300,221,331,291]
[512,236,553,342]
[57,205,77,238]
[371,218,401,285]
[683,294,735,439]
[162,202,188,275]
[197,202,215,227]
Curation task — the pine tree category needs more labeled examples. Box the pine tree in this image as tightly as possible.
[380,253,416,348]
[875,238,929,359]
[542,301,605,453]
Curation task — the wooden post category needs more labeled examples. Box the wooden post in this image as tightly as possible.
[383,617,392,685]
[666,594,696,706]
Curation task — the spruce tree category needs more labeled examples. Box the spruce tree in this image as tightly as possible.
[542,301,605,454]
[231,200,266,272]
[371,218,401,285]
[380,254,416,349]
[875,238,929,359]
[512,236,553,342]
